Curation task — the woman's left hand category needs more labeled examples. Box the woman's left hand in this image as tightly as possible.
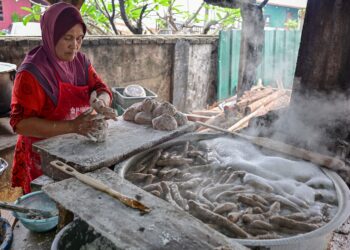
[90,91,118,120]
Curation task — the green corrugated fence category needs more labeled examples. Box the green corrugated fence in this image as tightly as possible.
[217,29,302,100]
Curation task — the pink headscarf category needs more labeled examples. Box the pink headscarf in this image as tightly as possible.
[17,2,90,105]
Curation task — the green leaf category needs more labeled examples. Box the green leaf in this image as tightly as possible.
[81,3,87,12]
[216,12,223,19]
[132,8,142,19]
[11,13,21,22]
[159,0,169,6]
[21,7,33,13]
[34,14,41,21]
[33,4,41,13]
[22,14,33,25]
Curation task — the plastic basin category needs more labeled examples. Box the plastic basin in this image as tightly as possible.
[112,87,157,109]
[12,191,59,233]
[0,217,13,250]
[51,219,117,250]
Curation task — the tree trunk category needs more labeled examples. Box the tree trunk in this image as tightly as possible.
[204,0,266,97]
[288,0,350,153]
[292,0,350,97]
[237,4,264,97]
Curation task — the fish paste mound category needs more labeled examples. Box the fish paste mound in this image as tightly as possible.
[123,99,188,130]
[152,114,178,131]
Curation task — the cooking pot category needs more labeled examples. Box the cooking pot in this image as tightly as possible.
[0,62,16,117]
[116,133,350,250]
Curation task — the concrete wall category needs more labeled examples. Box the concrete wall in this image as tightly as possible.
[0,35,218,112]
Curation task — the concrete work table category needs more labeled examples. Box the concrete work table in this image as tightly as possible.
[33,120,195,180]
[43,167,246,250]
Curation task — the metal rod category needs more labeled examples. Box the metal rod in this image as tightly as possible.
[0,201,56,218]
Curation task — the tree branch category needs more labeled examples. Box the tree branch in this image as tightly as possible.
[98,0,120,35]
[202,12,229,34]
[118,0,140,34]
[203,0,242,9]
[136,4,148,34]
[181,2,205,29]
[258,0,269,8]
[167,0,179,32]
[84,19,109,35]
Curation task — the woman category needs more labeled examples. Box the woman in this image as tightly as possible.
[10,2,117,193]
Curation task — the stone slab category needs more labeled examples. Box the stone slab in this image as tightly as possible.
[43,168,246,250]
[30,175,55,192]
[33,120,195,180]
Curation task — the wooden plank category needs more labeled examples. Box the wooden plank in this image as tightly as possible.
[43,168,246,250]
[33,120,195,180]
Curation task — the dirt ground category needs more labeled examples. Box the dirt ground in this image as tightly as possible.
[0,165,22,228]
[328,216,350,250]
[0,165,22,202]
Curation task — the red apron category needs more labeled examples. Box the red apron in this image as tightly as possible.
[11,78,90,193]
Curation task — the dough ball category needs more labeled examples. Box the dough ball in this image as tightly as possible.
[174,112,188,126]
[123,102,142,121]
[141,98,157,113]
[152,102,176,118]
[152,114,178,131]
[134,111,153,125]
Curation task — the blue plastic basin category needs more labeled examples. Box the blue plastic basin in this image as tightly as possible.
[12,191,58,233]
[0,217,13,250]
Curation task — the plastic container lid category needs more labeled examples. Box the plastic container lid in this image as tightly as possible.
[0,62,17,73]
[123,84,146,97]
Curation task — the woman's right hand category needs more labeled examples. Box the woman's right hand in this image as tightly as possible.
[71,108,105,136]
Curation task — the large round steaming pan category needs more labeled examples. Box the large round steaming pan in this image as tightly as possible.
[234,169,350,250]
[115,132,350,250]
[115,132,220,177]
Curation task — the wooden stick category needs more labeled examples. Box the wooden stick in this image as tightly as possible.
[50,160,151,214]
[185,113,212,122]
[236,88,274,111]
[264,94,290,111]
[191,110,221,117]
[230,94,290,132]
[195,121,348,173]
[228,106,265,132]
[244,90,286,115]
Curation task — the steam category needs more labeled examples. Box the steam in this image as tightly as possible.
[246,89,350,156]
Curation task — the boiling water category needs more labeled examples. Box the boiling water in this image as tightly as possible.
[126,136,338,239]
